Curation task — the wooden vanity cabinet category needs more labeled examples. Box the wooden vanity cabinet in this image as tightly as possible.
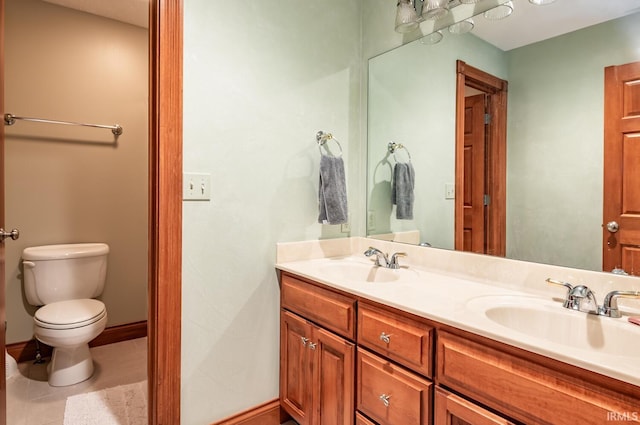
[279,271,640,425]
[280,274,356,425]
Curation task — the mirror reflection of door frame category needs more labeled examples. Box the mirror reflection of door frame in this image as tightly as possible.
[602,60,640,275]
[455,60,507,257]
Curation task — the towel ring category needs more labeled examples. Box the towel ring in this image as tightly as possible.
[317,131,344,157]
[388,141,412,163]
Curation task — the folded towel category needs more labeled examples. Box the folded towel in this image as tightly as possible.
[391,162,415,220]
[318,155,348,225]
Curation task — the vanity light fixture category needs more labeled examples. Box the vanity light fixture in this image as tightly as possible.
[394,0,451,34]
[403,0,551,38]
[420,30,444,44]
[395,0,421,33]
[422,0,449,20]
[448,17,474,34]
[483,0,514,19]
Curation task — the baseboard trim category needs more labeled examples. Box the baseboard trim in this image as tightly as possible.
[7,320,147,364]
[211,399,290,425]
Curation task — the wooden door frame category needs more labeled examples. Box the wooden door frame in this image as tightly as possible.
[1,1,6,422]
[455,60,507,257]
[149,1,183,424]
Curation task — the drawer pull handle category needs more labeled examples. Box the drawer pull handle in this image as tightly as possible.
[301,337,309,346]
[379,394,391,407]
[308,342,317,350]
[379,332,392,344]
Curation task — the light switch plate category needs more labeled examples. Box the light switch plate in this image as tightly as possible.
[183,173,211,201]
[445,183,455,199]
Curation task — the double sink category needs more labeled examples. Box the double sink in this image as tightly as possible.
[314,256,639,364]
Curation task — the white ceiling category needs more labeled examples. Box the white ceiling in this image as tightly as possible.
[471,0,640,51]
[42,0,149,28]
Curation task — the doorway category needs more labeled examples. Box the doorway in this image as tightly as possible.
[0,1,183,424]
[454,60,507,257]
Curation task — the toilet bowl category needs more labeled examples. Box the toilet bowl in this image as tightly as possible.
[22,243,109,387]
[33,299,107,386]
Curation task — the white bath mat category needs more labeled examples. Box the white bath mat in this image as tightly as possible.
[63,381,147,425]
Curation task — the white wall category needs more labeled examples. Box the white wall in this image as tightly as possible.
[181,1,364,422]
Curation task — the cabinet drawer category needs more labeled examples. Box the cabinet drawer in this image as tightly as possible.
[437,331,640,425]
[435,387,516,425]
[356,412,377,425]
[357,349,432,425]
[281,273,356,340]
[358,303,433,377]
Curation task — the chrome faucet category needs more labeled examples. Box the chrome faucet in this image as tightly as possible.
[567,285,599,314]
[389,252,407,269]
[547,279,598,313]
[598,290,640,318]
[364,247,389,267]
[364,248,408,269]
[546,278,640,317]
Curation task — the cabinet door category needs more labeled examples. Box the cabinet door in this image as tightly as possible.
[435,387,515,425]
[281,311,314,425]
[313,326,355,425]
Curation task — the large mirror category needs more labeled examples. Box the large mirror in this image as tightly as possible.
[367,0,640,272]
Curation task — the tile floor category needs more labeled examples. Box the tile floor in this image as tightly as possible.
[6,337,147,425]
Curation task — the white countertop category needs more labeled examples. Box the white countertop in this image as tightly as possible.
[276,238,640,387]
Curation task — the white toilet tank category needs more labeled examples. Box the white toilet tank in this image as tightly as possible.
[22,243,109,306]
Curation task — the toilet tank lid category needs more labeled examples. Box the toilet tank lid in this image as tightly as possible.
[23,243,109,260]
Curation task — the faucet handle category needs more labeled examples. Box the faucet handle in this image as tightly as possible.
[546,278,573,291]
[599,290,640,318]
[389,252,407,269]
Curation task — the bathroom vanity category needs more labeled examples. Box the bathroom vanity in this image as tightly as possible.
[277,238,640,425]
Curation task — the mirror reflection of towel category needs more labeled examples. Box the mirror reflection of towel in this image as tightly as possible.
[391,162,414,220]
[318,155,348,225]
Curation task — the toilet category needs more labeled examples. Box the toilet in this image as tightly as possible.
[22,243,109,387]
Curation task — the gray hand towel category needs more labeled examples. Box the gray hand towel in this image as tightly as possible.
[318,155,348,225]
[391,162,415,220]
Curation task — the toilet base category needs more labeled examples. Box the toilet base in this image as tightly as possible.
[47,344,94,387]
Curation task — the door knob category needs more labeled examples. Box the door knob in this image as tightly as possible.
[606,221,619,233]
[0,228,19,242]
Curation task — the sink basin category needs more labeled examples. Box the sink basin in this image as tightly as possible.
[319,261,416,283]
[467,295,640,357]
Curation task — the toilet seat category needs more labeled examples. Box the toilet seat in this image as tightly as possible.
[35,299,106,330]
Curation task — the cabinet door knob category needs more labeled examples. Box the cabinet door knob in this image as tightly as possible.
[379,394,391,407]
[308,342,317,350]
[301,337,309,346]
[379,332,391,344]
